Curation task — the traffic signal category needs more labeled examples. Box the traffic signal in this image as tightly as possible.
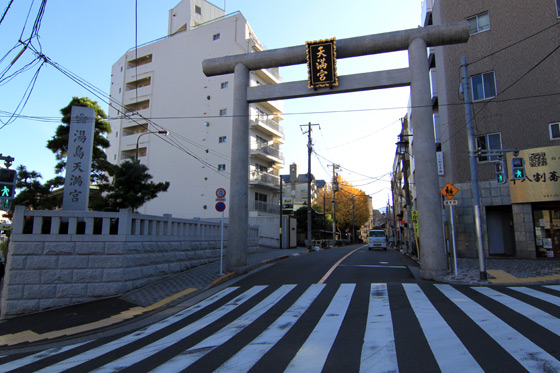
[495,160,507,184]
[0,168,17,210]
[511,157,526,180]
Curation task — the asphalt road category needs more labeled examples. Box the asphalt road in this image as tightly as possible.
[2,245,560,372]
[236,244,416,286]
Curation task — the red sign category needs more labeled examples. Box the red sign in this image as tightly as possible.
[216,188,226,199]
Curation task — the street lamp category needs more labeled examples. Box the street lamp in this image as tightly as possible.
[395,134,412,155]
[136,130,169,161]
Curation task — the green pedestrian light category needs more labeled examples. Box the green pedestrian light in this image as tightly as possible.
[511,157,526,181]
[495,160,507,184]
[0,168,17,211]
[1,184,13,197]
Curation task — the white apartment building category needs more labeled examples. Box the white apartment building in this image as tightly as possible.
[107,0,285,220]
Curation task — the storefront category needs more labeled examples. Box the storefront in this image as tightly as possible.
[533,203,560,258]
[509,146,560,258]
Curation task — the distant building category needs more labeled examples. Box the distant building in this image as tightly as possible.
[107,0,284,220]
[414,0,560,258]
[281,163,326,208]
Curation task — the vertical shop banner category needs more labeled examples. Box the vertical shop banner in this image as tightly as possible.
[508,145,560,203]
[62,106,95,211]
[306,38,338,89]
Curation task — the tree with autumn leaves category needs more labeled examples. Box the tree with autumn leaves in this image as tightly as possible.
[314,174,371,237]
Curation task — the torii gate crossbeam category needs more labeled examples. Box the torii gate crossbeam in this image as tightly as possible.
[203,21,470,280]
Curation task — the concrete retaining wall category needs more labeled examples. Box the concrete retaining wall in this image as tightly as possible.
[1,207,259,318]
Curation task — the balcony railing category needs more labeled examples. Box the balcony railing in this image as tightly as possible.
[250,200,280,214]
[250,171,280,187]
[251,145,284,162]
[251,115,284,137]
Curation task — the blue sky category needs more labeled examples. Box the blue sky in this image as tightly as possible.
[0,0,421,209]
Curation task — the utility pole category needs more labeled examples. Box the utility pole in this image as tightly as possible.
[351,196,355,243]
[329,163,340,241]
[460,56,487,281]
[279,175,283,250]
[301,122,320,251]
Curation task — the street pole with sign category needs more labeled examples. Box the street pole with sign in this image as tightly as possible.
[215,188,227,274]
[441,183,459,276]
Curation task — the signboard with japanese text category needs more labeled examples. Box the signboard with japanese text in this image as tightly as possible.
[306,38,338,89]
[62,106,95,211]
[509,145,560,203]
[411,210,419,238]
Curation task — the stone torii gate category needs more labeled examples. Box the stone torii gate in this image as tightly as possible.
[203,22,470,280]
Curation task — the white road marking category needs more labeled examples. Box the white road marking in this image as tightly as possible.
[285,283,355,373]
[474,287,560,336]
[215,284,325,372]
[436,284,560,372]
[404,284,483,373]
[360,283,399,373]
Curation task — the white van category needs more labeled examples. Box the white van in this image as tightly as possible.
[368,229,387,250]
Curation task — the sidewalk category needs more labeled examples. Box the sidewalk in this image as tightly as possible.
[0,247,309,348]
[437,257,560,286]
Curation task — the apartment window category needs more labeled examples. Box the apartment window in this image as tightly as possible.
[218,164,226,171]
[477,133,502,162]
[213,33,221,41]
[467,12,490,34]
[471,72,496,101]
[127,54,153,69]
[124,99,150,112]
[255,192,267,203]
[195,5,202,15]
[219,108,227,116]
[256,135,268,148]
[550,123,560,140]
[219,136,227,143]
[126,76,151,91]
[221,81,229,89]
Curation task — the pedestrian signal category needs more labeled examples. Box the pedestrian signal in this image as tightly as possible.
[495,161,507,184]
[511,157,526,181]
[0,168,17,211]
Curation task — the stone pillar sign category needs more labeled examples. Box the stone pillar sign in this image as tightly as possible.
[62,106,95,211]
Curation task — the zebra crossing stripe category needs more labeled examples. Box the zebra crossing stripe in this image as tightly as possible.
[473,287,560,336]
[436,284,560,372]
[0,342,88,371]
[360,283,398,373]
[215,284,326,372]
[510,286,560,307]
[31,287,239,373]
[545,285,560,292]
[151,285,297,372]
[285,283,356,372]
[403,284,483,373]
[93,286,267,372]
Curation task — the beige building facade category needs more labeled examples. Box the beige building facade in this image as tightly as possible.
[422,0,560,258]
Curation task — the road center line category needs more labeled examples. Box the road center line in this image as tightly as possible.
[317,245,365,284]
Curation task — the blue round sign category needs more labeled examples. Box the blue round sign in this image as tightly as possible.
[216,188,226,198]
[215,201,226,212]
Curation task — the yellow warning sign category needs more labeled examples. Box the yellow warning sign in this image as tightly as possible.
[440,182,459,200]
